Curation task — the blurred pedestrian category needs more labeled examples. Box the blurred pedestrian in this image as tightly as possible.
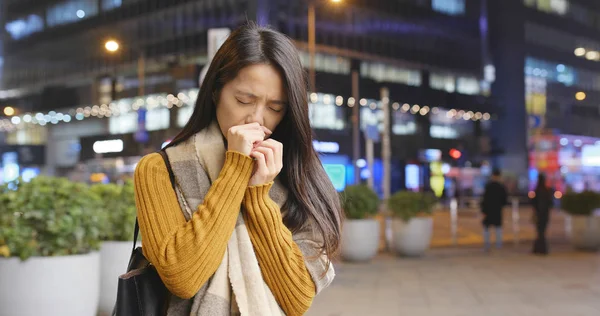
[531,173,552,255]
[480,168,508,251]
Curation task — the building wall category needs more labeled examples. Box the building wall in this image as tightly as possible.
[488,0,529,174]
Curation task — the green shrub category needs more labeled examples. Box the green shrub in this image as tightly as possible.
[340,185,380,220]
[561,190,600,216]
[0,177,104,260]
[90,179,137,241]
[387,191,437,221]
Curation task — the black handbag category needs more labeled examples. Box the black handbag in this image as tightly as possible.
[113,150,174,316]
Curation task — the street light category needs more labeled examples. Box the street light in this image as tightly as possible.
[308,0,342,93]
[105,40,120,53]
[3,106,15,116]
[103,39,145,96]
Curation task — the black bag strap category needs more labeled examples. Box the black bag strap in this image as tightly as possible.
[132,150,177,253]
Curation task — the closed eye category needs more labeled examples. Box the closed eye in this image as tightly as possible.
[270,107,283,113]
[236,99,251,105]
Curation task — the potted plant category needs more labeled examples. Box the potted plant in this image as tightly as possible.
[0,177,104,316]
[561,190,600,251]
[387,191,437,257]
[91,180,138,315]
[339,185,380,262]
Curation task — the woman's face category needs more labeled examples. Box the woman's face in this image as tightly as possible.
[216,63,288,139]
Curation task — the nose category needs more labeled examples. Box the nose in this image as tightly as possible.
[245,105,265,126]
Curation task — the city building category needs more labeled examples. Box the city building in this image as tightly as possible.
[0,0,499,195]
[488,0,600,193]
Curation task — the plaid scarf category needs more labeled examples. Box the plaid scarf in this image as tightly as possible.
[164,121,334,315]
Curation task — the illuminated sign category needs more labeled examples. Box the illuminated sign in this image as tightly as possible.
[323,164,346,191]
[93,140,124,154]
[582,145,600,167]
[313,140,340,153]
[429,162,445,198]
[405,164,420,190]
[2,152,19,184]
[430,125,459,139]
[419,149,442,162]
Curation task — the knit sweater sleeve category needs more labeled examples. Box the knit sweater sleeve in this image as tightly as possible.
[134,151,253,299]
[242,182,320,316]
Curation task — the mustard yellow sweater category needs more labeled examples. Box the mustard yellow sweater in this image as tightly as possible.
[134,151,316,315]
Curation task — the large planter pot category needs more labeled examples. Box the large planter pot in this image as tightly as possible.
[0,252,100,316]
[570,215,600,251]
[391,217,433,257]
[341,218,380,262]
[99,241,139,315]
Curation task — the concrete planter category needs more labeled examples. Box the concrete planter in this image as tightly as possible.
[391,217,433,257]
[341,219,380,262]
[99,241,140,315]
[0,252,100,316]
[570,215,600,251]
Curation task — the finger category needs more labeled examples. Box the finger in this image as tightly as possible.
[261,126,273,136]
[253,146,276,173]
[244,130,267,143]
[250,151,268,173]
[241,122,269,134]
[228,131,263,148]
[230,123,261,135]
[256,141,280,166]
[257,140,283,171]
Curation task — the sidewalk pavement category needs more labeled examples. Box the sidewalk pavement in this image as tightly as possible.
[307,244,600,316]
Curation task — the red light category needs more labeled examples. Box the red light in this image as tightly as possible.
[449,149,462,159]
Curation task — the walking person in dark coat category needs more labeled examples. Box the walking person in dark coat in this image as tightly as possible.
[481,169,508,251]
[531,173,553,255]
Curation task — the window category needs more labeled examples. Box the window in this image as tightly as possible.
[298,52,350,75]
[178,105,194,128]
[456,77,480,95]
[432,0,466,16]
[47,0,98,27]
[109,112,138,135]
[361,62,421,86]
[392,111,417,135]
[525,57,578,88]
[5,14,44,40]
[309,93,346,130]
[429,109,473,139]
[360,100,384,133]
[536,0,569,15]
[145,108,170,131]
[524,0,598,27]
[430,73,455,92]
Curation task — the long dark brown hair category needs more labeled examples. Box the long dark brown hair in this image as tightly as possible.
[166,22,343,259]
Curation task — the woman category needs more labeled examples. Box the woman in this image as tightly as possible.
[134,23,343,315]
[531,173,553,255]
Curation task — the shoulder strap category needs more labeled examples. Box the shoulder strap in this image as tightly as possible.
[132,150,177,253]
[157,150,177,191]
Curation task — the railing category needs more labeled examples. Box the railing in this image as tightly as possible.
[447,196,557,246]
